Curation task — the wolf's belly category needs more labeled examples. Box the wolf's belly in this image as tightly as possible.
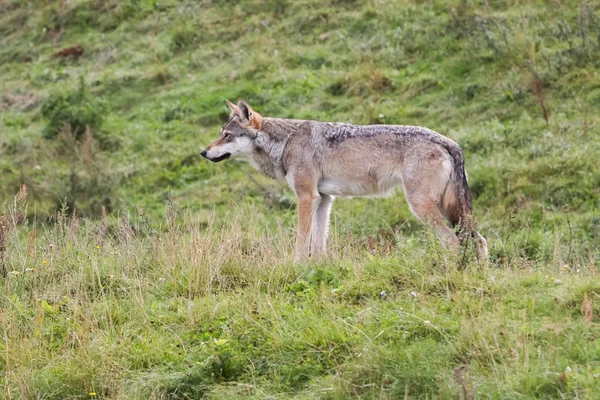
[318,175,402,198]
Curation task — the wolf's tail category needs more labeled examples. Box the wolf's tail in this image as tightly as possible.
[441,143,474,234]
[441,142,488,261]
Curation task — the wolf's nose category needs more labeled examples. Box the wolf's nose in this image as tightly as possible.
[201,149,207,158]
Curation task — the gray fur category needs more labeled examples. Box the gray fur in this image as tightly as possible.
[202,100,488,261]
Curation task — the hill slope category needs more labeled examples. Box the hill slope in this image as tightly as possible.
[1,0,599,398]
[1,0,599,259]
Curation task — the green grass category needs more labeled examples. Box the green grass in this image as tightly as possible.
[1,198,599,399]
[1,0,600,398]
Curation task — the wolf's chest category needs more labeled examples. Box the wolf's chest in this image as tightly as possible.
[248,152,286,181]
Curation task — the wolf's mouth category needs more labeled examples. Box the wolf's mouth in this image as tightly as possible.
[209,153,231,162]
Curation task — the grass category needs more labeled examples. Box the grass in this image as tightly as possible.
[1,0,600,398]
[1,192,599,399]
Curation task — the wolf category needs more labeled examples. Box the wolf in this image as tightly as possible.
[201,99,488,261]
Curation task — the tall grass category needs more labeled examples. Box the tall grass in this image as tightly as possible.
[1,188,598,399]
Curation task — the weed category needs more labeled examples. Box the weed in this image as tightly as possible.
[40,77,108,140]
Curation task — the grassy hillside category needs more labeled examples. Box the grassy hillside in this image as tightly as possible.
[1,197,599,399]
[1,0,599,398]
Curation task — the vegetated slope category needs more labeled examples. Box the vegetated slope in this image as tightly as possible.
[0,1,599,398]
[1,197,600,398]
[1,0,599,261]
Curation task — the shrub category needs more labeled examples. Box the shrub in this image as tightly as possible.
[41,77,108,139]
[170,23,200,52]
[47,125,117,216]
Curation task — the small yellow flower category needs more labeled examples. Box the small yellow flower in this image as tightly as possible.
[42,260,48,264]
[96,245,101,249]
[89,392,96,397]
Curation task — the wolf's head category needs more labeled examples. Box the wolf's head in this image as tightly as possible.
[201,99,263,163]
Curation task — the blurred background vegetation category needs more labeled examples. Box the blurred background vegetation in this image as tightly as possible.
[1,0,599,264]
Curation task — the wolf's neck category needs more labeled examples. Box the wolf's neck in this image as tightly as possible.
[260,117,306,138]
[249,118,302,180]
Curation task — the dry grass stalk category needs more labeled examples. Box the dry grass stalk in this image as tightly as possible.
[529,71,549,126]
[97,206,108,248]
[118,202,135,242]
[70,207,79,239]
[581,292,593,327]
[0,216,7,277]
[1,184,28,276]
[27,230,36,259]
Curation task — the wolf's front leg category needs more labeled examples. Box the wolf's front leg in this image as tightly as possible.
[295,192,321,261]
[311,194,334,257]
[289,171,320,261]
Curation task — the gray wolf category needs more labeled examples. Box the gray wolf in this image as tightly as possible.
[201,99,488,261]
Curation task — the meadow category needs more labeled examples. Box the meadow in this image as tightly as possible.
[1,0,599,398]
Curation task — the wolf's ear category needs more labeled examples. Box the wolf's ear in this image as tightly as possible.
[225,99,239,115]
[237,99,252,122]
[238,98,263,129]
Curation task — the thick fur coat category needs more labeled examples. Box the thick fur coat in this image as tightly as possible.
[202,99,487,261]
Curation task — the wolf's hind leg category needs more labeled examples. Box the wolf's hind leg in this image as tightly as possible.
[406,196,460,251]
[403,157,459,251]
[311,194,334,257]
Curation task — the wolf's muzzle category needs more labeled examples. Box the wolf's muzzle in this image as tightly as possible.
[201,150,231,163]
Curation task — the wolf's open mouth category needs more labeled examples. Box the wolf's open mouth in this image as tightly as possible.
[210,153,231,162]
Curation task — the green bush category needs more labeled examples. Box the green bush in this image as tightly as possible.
[41,78,108,139]
[170,24,201,52]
